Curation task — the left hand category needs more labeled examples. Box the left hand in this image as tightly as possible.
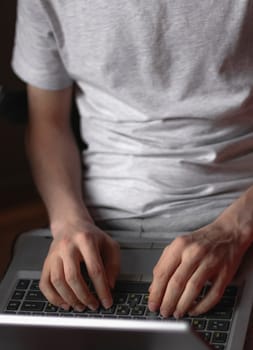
[148,215,253,319]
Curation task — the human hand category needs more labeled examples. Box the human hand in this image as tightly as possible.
[39,220,120,312]
[148,218,252,319]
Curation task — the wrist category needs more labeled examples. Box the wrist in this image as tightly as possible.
[49,204,94,238]
[215,187,253,249]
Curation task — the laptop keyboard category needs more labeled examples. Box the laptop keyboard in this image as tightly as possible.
[4,279,238,350]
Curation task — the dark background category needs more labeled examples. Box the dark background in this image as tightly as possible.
[0,0,34,208]
[0,1,47,278]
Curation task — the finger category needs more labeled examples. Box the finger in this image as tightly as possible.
[50,256,81,310]
[63,253,98,311]
[39,259,68,309]
[148,243,182,312]
[79,238,113,309]
[103,240,120,290]
[173,257,218,318]
[159,255,200,318]
[188,266,230,316]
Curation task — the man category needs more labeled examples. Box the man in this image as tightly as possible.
[12,0,253,319]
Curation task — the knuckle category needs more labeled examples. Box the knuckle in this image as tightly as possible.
[88,263,103,278]
[65,271,79,285]
[74,231,86,244]
[174,236,188,249]
[191,241,207,255]
[82,231,96,247]
[58,237,73,251]
[183,243,206,261]
[51,275,64,288]
[188,278,203,293]
[170,274,185,290]
[202,259,217,274]
[152,265,166,280]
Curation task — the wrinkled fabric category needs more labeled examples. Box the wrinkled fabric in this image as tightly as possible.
[12,0,253,236]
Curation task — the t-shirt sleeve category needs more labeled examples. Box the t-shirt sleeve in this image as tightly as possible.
[12,0,73,90]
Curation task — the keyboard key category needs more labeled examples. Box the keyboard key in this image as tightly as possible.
[21,301,45,312]
[198,331,212,342]
[204,285,237,298]
[145,310,160,319]
[217,297,236,308]
[25,291,47,301]
[206,309,233,319]
[127,294,142,306]
[131,305,146,316]
[212,332,228,344]
[142,294,149,305]
[207,320,230,332]
[116,305,130,316]
[222,286,238,298]
[12,291,25,300]
[45,303,59,313]
[86,308,100,315]
[7,301,21,311]
[30,280,40,291]
[113,293,128,304]
[16,280,30,290]
[101,314,115,319]
[101,305,116,315]
[59,307,72,313]
[192,319,206,331]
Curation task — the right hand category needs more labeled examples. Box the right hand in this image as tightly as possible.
[39,220,120,312]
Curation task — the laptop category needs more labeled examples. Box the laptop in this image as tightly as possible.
[0,228,252,350]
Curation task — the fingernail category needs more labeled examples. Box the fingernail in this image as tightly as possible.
[88,302,99,311]
[188,311,196,317]
[148,302,158,312]
[102,298,112,309]
[160,309,170,319]
[74,304,85,312]
[173,311,181,319]
[60,303,70,311]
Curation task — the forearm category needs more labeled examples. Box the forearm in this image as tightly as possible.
[26,124,93,231]
[26,85,93,236]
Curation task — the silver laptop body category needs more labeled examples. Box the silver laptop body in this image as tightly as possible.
[0,228,252,350]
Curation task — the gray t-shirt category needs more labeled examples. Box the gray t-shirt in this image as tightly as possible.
[12,0,253,238]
